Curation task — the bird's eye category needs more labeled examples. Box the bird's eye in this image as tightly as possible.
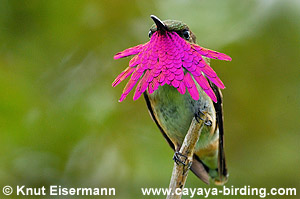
[182,30,190,40]
[148,30,153,38]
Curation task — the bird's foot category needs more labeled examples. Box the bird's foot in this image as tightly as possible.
[194,110,205,123]
[184,161,192,170]
[173,151,188,166]
[173,152,192,175]
[195,109,212,126]
[204,119,212,126]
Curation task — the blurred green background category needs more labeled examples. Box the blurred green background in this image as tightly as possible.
[0,0,299,198]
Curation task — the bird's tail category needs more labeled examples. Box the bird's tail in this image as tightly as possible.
[192,152,228,185]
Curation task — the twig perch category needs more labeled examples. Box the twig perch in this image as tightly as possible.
[166,117,205,199]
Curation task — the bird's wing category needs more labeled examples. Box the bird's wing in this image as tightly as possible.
[143,92,210,184]
[143,92,175,150]
[209,82,228,183]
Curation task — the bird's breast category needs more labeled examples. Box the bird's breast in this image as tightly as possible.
[147,83,216,150]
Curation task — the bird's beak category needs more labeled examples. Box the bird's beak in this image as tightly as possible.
[150,15,167,33]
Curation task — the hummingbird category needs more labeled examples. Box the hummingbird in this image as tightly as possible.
[113,15,231,185]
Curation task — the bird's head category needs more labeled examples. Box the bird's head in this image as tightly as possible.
[149,15,196,43]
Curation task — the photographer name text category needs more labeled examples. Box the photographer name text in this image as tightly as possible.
[2,185,115,196]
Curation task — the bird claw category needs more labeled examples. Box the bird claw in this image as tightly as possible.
[186,162,192,171]
[173,152,192,175]
[173,151,188,166]
[195,109,212,126]
[195,110,205,123]
[204,119,212,126]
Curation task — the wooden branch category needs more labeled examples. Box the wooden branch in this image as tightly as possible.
[166,117,205,199]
